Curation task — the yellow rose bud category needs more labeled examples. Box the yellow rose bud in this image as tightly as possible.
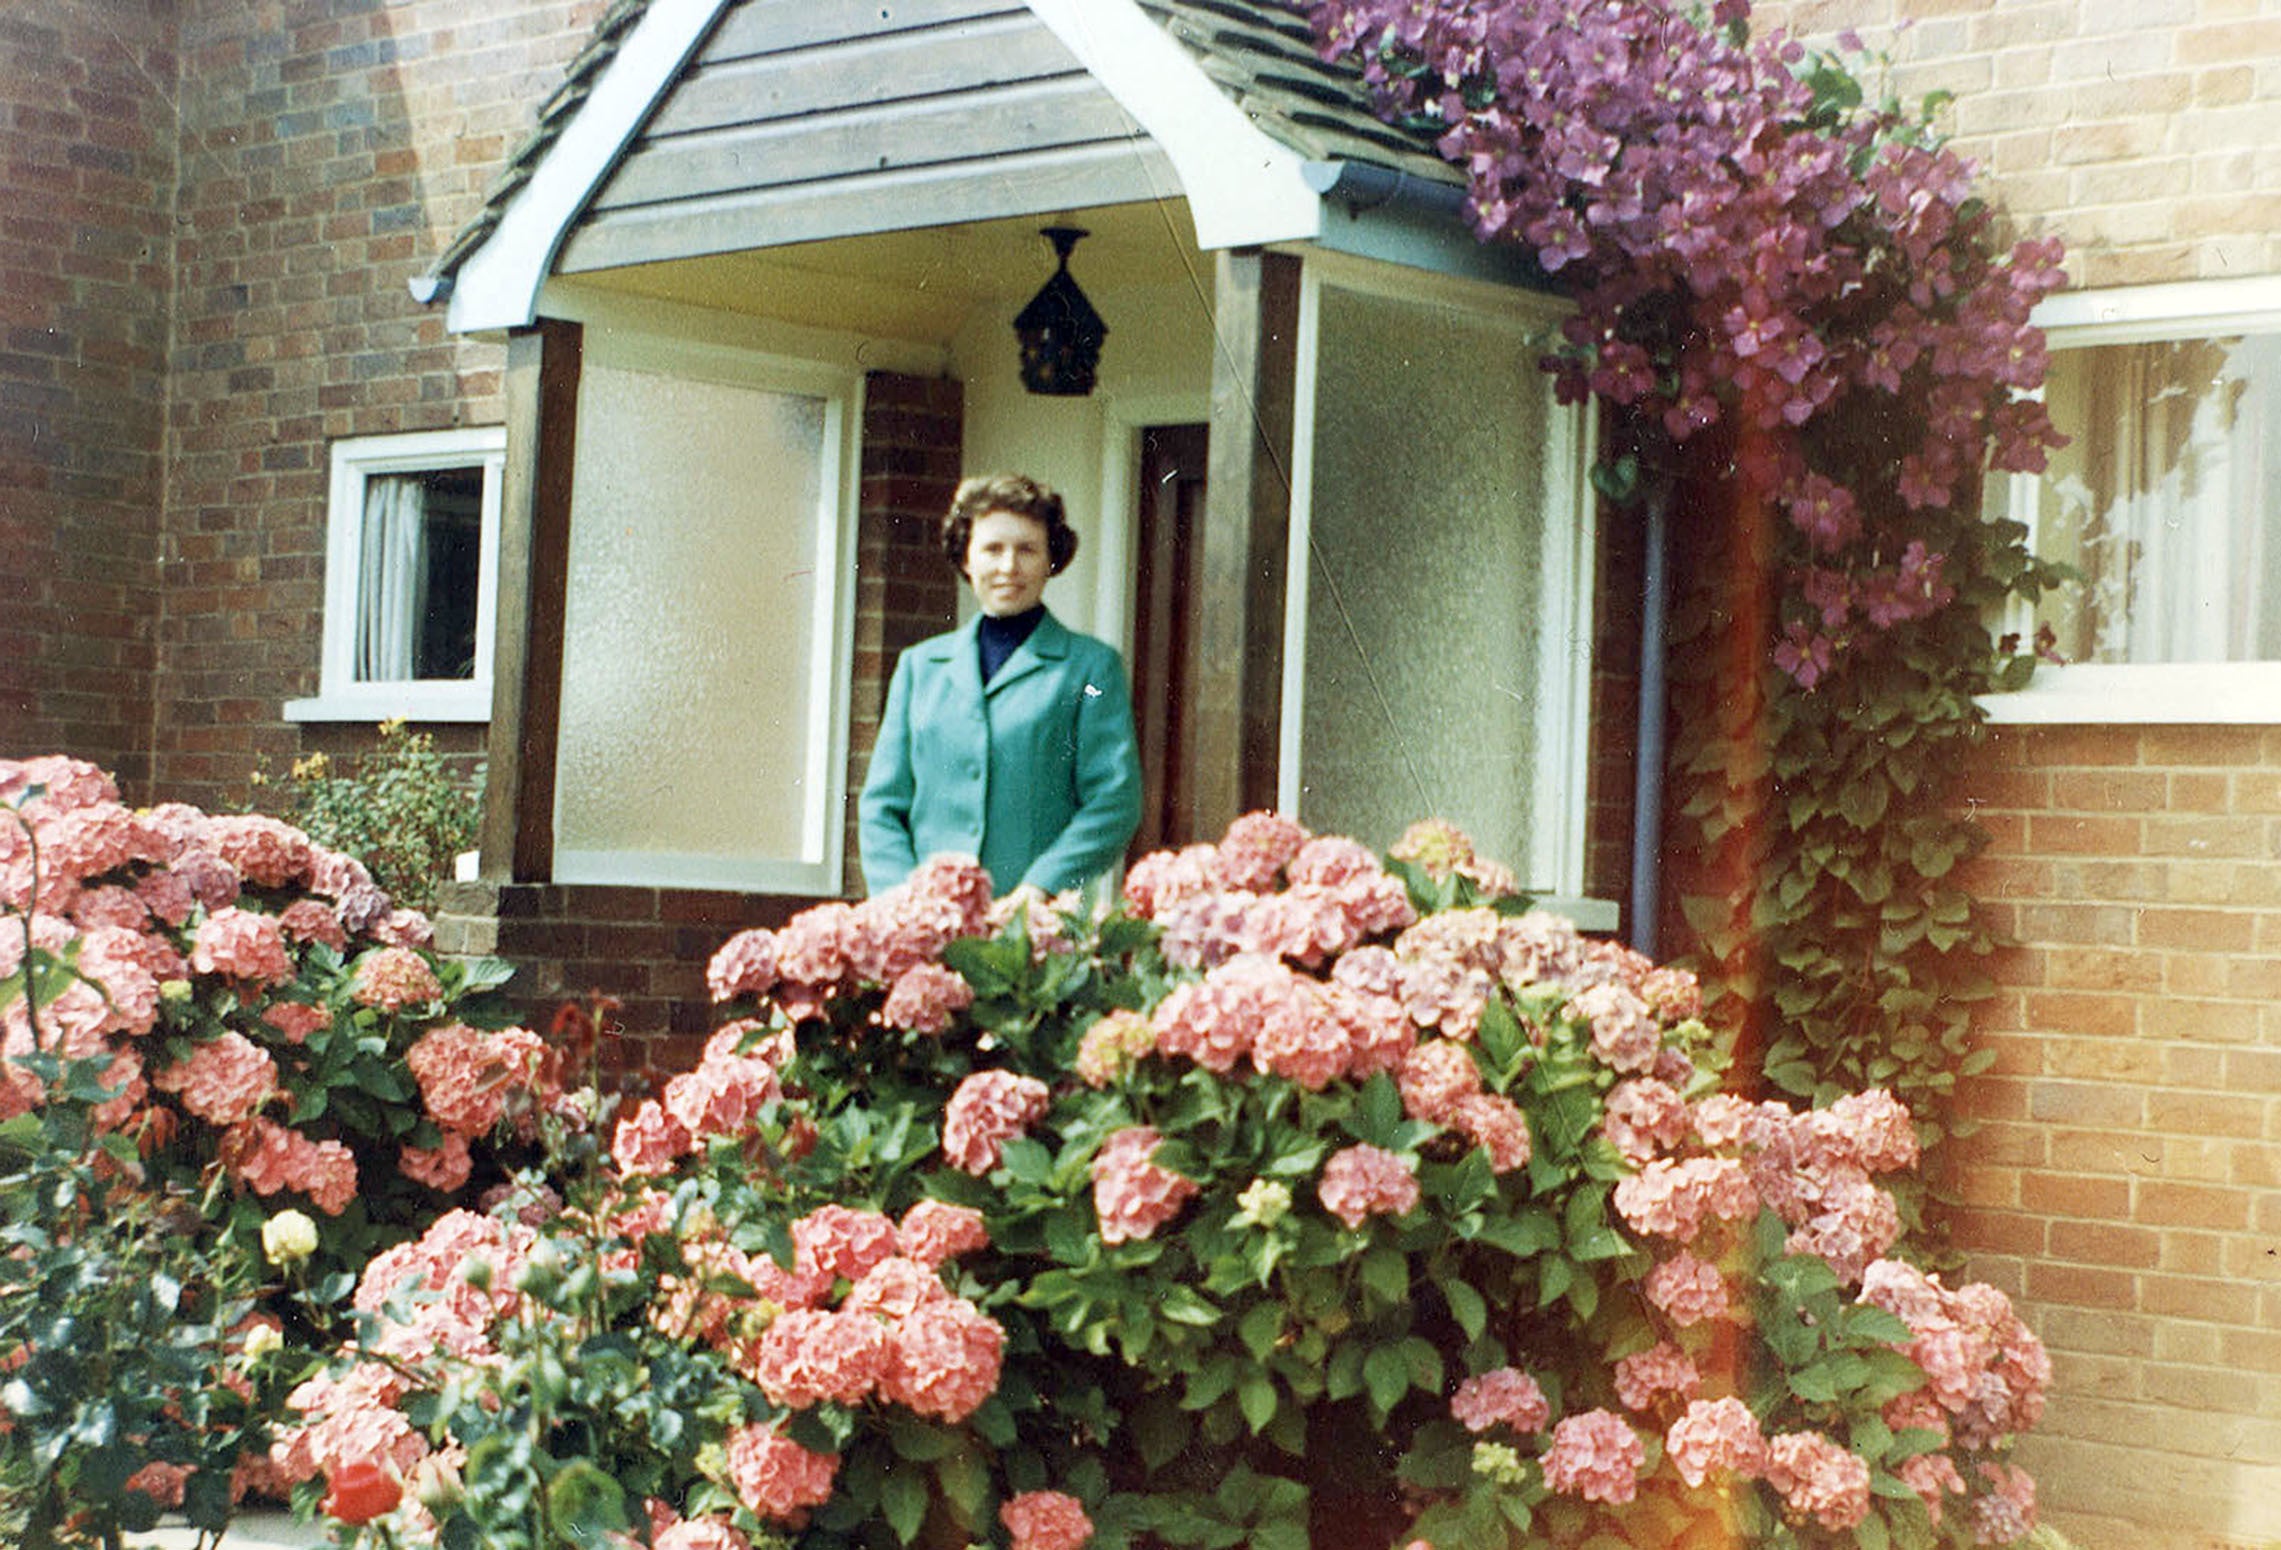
[262,1209,319,1266]
[242,1323,284,1361]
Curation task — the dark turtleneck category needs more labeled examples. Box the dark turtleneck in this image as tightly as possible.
[977,604,1045,684]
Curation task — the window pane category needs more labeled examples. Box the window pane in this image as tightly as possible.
[555,362,833,875]
[1299,283,1561,881]
[354,466,483,683]
[2029,334,2281,664]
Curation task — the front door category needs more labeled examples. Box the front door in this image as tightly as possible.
[1128,423,1208,858]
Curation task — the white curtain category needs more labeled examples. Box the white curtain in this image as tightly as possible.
[2077,337,2279,662]
[355,474,429,681]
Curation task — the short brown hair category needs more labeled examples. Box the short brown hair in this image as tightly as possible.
[940,472,1079,576]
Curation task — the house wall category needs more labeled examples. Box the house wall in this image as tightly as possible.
[1750,5,2281,1546]
[0,0,178,793]
[148,0,605,809]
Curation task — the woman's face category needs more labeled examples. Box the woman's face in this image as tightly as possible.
[963,509,1052,617]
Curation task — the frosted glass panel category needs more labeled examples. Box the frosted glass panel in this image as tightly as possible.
[1300,283,1559,882]
[556,361,833,877]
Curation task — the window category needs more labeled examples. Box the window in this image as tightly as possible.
[1984,278,2281,723]
[1283,256,1611,926]
[286,427,506,723]
[549,332,858,896]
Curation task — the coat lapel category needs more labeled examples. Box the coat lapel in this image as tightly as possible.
[982,609,1070,700]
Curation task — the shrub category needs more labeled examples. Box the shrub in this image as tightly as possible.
[288,816,2047,1550]
[1,754,564,1538]
[258,720,481,913]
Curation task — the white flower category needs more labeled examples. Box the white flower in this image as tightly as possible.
[262,1208,318,1265]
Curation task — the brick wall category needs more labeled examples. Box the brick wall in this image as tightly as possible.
[149,0,603,809]
[0,0,178,792]
[843,371,966,895]
[1956,726,2281,1548]
[1757,0,2281,288]
[1739,6,2281,1546]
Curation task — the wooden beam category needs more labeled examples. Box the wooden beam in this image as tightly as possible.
[1192,247,1300,834]
[479,317,582,883]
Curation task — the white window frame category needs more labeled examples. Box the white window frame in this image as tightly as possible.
[1281,251,1613,929]
[285,426,506,724]
[548,329,861,897]
[1982,275,2281,725]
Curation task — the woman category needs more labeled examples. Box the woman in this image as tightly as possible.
[858,473,1143,897]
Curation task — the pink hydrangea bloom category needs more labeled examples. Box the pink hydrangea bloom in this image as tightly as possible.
[1239,886,1361,967]
[1643,1250,1730,1326]
[663,1052,780,1141]
[1212,810,1309,890]
[1569,982,1662,1074]
[880,1296,1004,1422]
[1612,1341,1701,1411]
[724,1424,839,1524]
[1240,965,1351,1090]
[750,1308,893,1409]
[351,945,441,1010]
[656,1518,754,1550]
[706,928,780,1002]
[272,897,346,950]
[1287,835,1380,889]
[272,1361,428,1487]
[1764,1431,1871,1531]
[879,962,974,1035]
[394,1131,471,1191]
[200,814,314,889]
[1972,1461,2037,1544]
[405,1023,511,1138]
[1451,1092,1532,1173]
[1612,1156,1758,1243]
[191,907,295,987]
[1001,1489,1094,1550]
[1449,1367,1549,1434]
[1317,1143,1420,1230]
[1091,1126,1200,1245]
[840,1256,952,1322]
[226,1116,358,1214]
[1664,1397,1767,1487]
[1783,1174,1903,1283]
[1397,1038,1481,1126]
[1393,951,1492,1039]
[1323,980,1414,1079]
[1898,1452,1966,1527]
[942,1070,1051,1175]
[611,1099,693,1177]
[1120,843,1218,919]
[1539,1409,1645,1505]
[153,1031,278,1126]
[793,1204,902,1285]
[1601,1077,1691,1165]
[1074,1009,1155,1087]
[774,901,858,990]
[372,907,434,949]
[898,1199,988,1267]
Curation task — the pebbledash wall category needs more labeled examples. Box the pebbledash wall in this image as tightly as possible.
[1754,4,2281,1547]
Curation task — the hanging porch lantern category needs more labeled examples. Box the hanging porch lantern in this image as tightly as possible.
[1013,226,1108,396]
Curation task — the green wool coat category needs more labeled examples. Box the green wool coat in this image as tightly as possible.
[858,608,1143,897]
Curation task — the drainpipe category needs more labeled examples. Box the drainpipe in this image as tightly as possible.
[1629,476,1671,957]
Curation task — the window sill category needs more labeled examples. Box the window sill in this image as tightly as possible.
[1977,663,2281,725]
[284,684,492,725]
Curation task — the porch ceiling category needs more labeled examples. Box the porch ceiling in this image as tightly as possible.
[561,197,1206,341]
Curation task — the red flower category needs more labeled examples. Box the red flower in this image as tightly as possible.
[322,1459,402,1525]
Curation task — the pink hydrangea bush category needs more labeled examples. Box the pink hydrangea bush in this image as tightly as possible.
[295,809,2046,1550]
[1,755,570,1515]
